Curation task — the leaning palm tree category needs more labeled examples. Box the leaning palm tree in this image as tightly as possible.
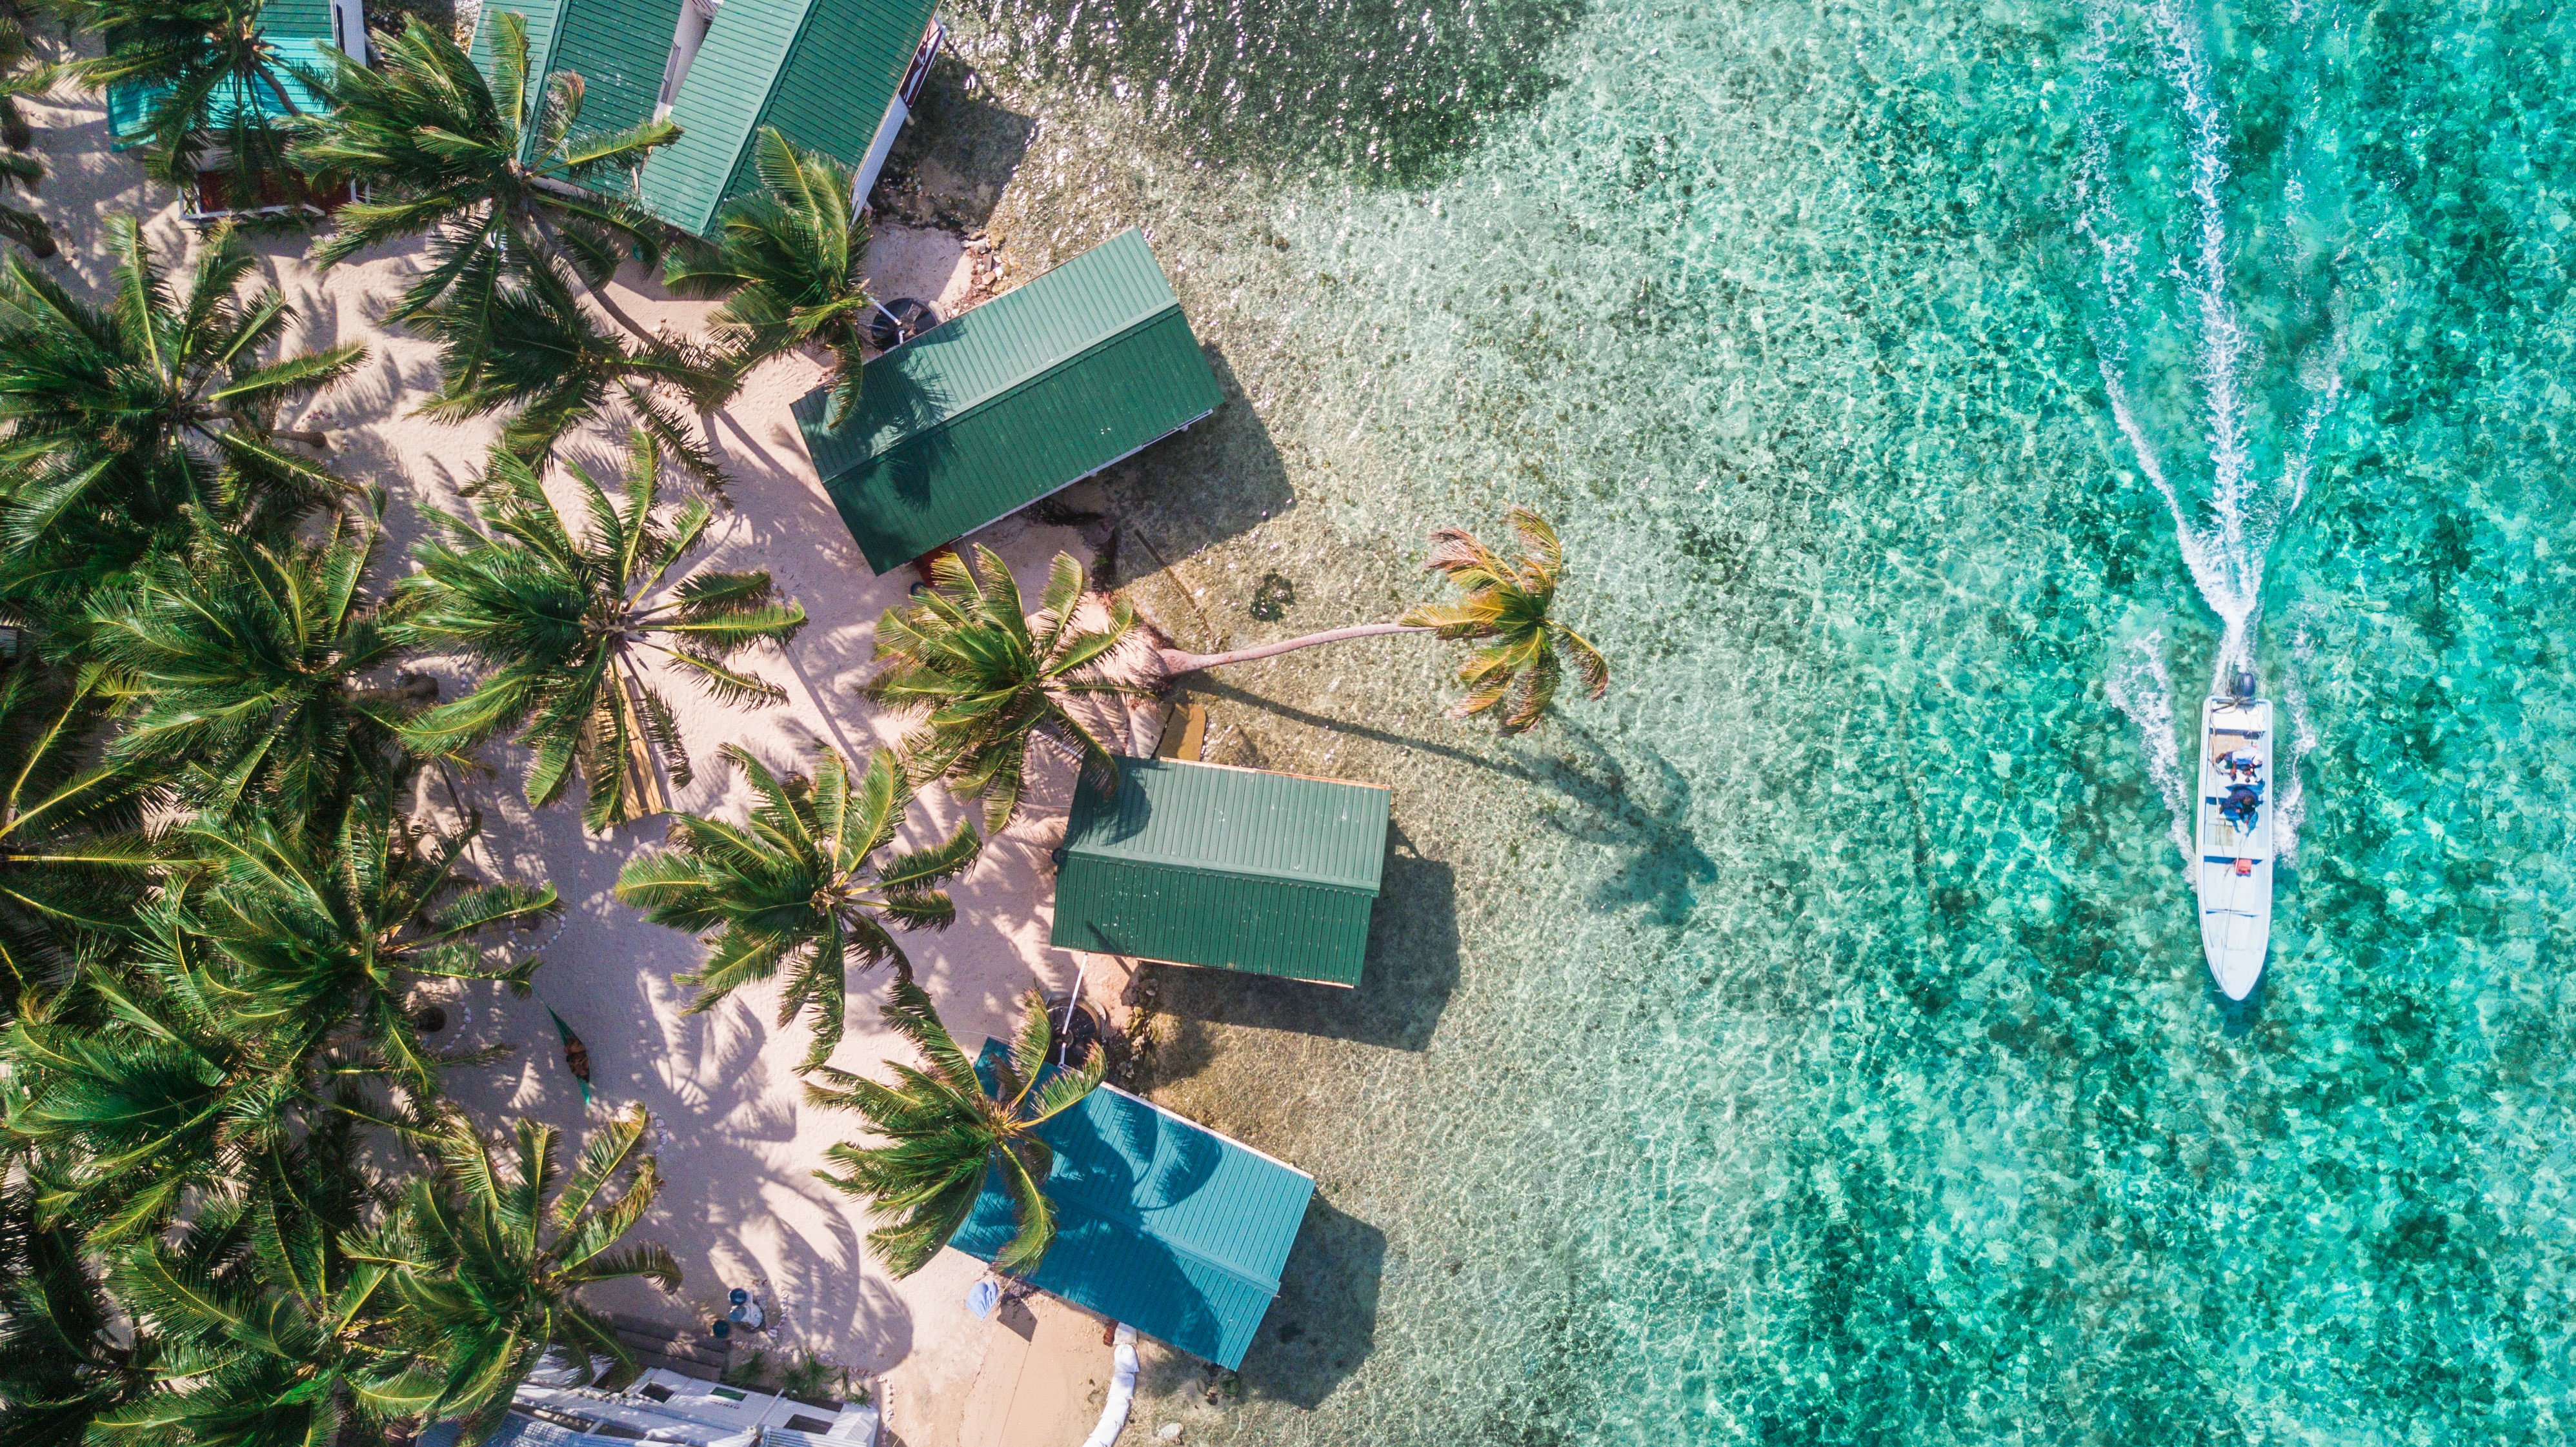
[178,791,558,1093]
[0,218,365,616]
[410,266,736,487]
[85,520,414,827]
[60,0,314,184]
[615,744,979,1071]
[663,127,874,425]
[354,1108,679,1437]
[392,434,808,830]
[0,658,156,1018]
[297,15,678,324]
[810,980,1103,1277]
[1153,507,1608,732]
[863,547,1145,835]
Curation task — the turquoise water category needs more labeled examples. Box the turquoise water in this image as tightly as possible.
[938,0,2576,1437]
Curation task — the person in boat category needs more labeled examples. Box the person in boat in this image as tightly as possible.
[2220,781,2263,829]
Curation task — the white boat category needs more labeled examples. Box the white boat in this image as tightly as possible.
[2195,674,2273,1000]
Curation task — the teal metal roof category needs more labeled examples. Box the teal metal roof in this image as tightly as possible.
[105,37,339,148]
[792,229,1224,574]
[641,0,936,236]
[471,0,681,169]
[1049,758,1391,987]
[952,1042,1313,1370]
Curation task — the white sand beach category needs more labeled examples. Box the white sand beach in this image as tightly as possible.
[17,59,1171,1447]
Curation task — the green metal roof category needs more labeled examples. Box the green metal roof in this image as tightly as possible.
[471,0,681,170]
[952,1042,1313,1370]
[640,0,936,236]
[1049,758,1391,987]
[792,229,1224,574]
[105,37,339,148]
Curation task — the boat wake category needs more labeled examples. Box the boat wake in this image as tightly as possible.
[2072,0,2348,688]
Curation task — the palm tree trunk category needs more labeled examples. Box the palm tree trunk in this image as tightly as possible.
[1156,622,1429,679]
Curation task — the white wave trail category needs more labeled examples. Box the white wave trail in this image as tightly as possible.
[2106,631,2191,860]
[2077,1,2345,689]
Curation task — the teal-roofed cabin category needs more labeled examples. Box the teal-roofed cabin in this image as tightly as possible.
[791,228,1225,574]
[470,0,941,234]
[103,0,367,218]
[952,1041,1314,1370]
[1049,757,1392,987]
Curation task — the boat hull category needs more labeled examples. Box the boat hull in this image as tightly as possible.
[2195,695,2273,1000]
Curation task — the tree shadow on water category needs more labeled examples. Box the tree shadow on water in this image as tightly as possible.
[959,0,1591,187]
[1144,828,1458,1052]
[1238,1195,1384,1408]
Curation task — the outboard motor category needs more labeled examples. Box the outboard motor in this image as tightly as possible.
[2231,669,2258,701]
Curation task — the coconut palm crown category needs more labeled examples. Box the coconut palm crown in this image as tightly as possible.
[663,126,874,425]
[85,519,414,827]
[0,20,57,259]
[0,218,364,618]
[354,1108,679,1437]
[296,15,679,323]
[809,980,1102,1277]
[61,0,316,183]
[1398,506,1607,731]
[615,743,978,1071]
[176,793,558,1093]
[863,548,1144,836]
[390,434,807,830]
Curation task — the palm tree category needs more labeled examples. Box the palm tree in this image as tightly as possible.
[297,15,678,324]
[355,1108,680,1436]
[0,218,365,618]
[615,744,978,1071]
[96,1140,434,1446]
[61,0,314,183]
[1152,507,1609,733]
[663,127,874,425]
[84,520,414,826]
[177,791,558,1093]
[410,266,736,487]
[0,658,156,1017]
[3,931,317,1242]
[0,19,57,259]
[863,547,1145,836]
[391,434,808,831]
[0,1180,156,1447]
[809,980,1102,1277]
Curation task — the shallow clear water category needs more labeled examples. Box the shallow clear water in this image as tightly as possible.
[933,0,2576,1437]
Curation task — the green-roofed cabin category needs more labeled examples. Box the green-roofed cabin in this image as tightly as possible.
[105,0,367,219]
[952,1041,1313,1370]
[792,228,1225,574]
[1049,757,1391,987]
[471,0,941,235]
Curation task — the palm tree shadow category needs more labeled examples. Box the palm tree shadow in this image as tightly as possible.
[1185,679,1716,929]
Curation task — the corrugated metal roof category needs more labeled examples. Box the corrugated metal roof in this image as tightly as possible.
[951,1042,1314,1370]
[106,37,340,147]
[472,0,680,170]
[1047,758,1390,986]
[640,0,936,236]
[792,229,1223,573]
